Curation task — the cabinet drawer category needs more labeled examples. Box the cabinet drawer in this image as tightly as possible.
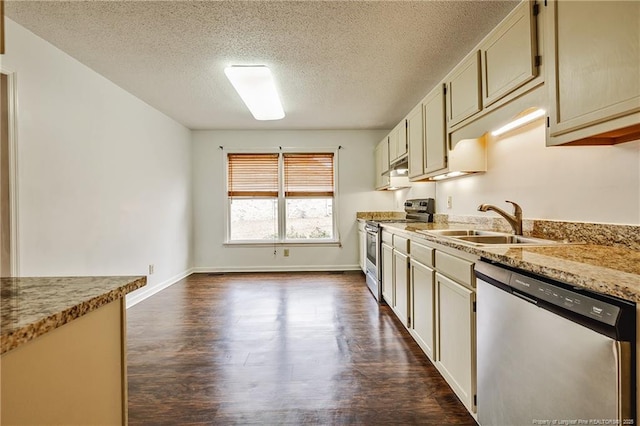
[393,235,410,255]
[435,251,474,288]
[411,241,434,268]
[381,230,393,244]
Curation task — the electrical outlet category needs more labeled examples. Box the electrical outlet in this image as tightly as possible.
[447,196,452,209]
[284,249,290,257]
[148,264,154,275]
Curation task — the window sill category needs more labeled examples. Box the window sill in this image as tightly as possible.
[224,241,342,248]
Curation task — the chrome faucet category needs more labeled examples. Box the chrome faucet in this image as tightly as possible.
[478,200,523,235]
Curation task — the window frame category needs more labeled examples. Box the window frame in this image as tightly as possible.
[224,148,339,246]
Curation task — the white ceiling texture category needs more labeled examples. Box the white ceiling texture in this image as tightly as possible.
[6,0,518,130]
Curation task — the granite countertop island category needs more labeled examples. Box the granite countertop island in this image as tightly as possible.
[1,276,146,355]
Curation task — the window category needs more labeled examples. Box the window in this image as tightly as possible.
[227,151,336,243]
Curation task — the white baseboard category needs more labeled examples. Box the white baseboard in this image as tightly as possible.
[126,268,194,309]
[192,264,361,273]
[126,266,363,308]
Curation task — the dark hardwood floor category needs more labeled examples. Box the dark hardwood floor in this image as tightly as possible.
[127,272,476,425]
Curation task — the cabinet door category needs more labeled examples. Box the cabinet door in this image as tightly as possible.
[388,127,399,163]
[380,136,390,175]
[358,229,366,273]
[436,272,476,413]
[481,0,537,107]
[381,243,394,306]
[397,120,408,159]
[393,250,409,326]
[424,84,448,175]
[407,104,425,179]
[411,260,435,360]
[546,0,640,140]
[447,51,482,128]
[374,138,389,190]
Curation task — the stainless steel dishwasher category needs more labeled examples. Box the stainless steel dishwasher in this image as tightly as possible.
[475,260,635,426]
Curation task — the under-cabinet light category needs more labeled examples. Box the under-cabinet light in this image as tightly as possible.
[224,65,285,120]
[431,171,467,181]
[491,108,545,137]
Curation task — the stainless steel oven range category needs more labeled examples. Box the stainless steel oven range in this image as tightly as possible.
[364,198,434,302]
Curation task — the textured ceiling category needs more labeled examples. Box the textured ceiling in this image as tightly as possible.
[6,0,518,130]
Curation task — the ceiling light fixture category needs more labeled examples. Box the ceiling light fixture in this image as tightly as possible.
[491,108,546,137]
[224,65,285,121]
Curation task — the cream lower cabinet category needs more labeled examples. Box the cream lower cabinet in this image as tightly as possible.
[436,272,476,414]
[391,235,410,326]
[386,232,477,416]
[381,242,394,306]
[393,249,409,326]
[410,258,436,360]
[358,222,366,273]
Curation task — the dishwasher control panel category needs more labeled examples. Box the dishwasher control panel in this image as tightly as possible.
[508,273,621,326]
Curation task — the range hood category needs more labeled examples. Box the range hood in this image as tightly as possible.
[385,155,410,189]
[389,155,408,173]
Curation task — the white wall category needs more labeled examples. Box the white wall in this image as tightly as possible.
[192,130,391,271]
[3,19,193,298]
[435,121,640,224]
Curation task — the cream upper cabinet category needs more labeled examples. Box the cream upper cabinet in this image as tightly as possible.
[397,120,407,160]
[374,137,389,190]
[388,128,397,163]
[380,136,389,175]
[389,121,408,164]
[545,0,640,145]
[407,103,425,179]
[436,272,476,413]
[424,84,448,176]
[481,0,538,108]
[447,51,482,128]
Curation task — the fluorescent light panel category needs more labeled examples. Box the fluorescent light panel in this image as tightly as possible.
[224,65,285,121]
[431,171,468,181]
[491,108,546,136]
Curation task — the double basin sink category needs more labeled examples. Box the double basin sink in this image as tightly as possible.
[418,229,564,247]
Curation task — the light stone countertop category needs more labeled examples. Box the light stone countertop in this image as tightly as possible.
[381,221,640,303]
[1,276,146,355]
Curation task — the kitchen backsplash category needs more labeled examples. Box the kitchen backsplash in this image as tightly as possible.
[436,215,639,251]
[356,211,406,221]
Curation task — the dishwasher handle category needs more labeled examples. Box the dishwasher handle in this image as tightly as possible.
[512,290,538,305]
